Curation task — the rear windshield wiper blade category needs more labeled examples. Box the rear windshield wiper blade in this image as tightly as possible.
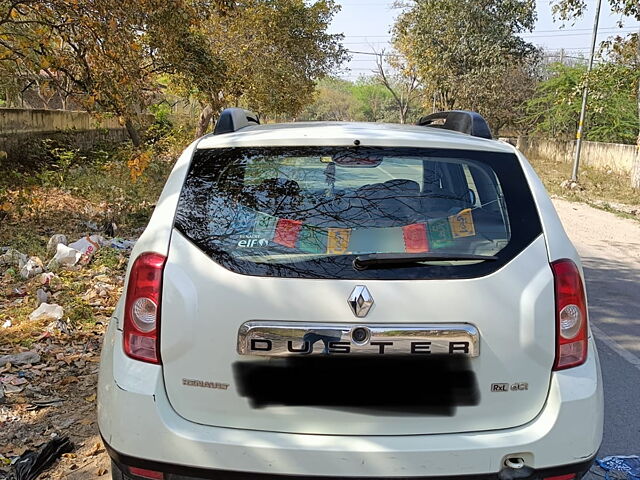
[353,252,498,270]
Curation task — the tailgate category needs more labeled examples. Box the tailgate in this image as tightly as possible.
[161,231,554,435]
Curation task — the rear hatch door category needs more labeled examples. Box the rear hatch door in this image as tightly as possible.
[161,145,555,435]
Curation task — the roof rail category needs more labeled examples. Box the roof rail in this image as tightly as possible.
[416,110,492,139]
[213,108,260,135]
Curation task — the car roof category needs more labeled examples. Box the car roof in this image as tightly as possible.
[196,121,514,153]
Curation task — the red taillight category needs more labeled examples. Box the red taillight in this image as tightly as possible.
[123,252,166,364]
[544,475,576,480]
[551,259,588,370]
[129,466,164,479]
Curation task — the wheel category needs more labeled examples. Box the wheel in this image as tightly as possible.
[111,460,126,480]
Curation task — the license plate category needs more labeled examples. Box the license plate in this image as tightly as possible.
[237,322,479,357]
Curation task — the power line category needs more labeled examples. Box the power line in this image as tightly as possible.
[341,26,636,38]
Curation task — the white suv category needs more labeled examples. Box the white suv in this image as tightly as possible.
[98,109,603,480]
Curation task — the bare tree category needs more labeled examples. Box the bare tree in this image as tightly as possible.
[374,50,421,124]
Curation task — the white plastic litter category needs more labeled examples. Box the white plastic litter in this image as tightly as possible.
[50,243,82,267]
[20,257,43,279]
[0,248,28,269]
[40,272,56,285]
[2,319,11,329]
[68,235,104,264]
[28,303,64,321]
[109,238,136,250]
[46,234,68,255]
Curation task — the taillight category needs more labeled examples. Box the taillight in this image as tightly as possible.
[551,259,588,370]
[123,252,166,364]
[129,466,164,479]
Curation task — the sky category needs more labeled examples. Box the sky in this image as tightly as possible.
[328,0,640,80]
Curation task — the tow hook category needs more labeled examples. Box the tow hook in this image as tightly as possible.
[498,458,536,480]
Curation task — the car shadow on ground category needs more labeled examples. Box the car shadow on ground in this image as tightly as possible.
[581,254,640,356]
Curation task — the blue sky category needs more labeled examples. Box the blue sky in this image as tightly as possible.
[328,0,640,80]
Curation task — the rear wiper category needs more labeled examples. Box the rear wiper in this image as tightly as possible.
[353,252,498,270]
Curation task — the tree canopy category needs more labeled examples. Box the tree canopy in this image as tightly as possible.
[391,0,540,133]
[0,0,346,141]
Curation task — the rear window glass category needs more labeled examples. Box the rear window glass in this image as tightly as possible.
[174,147,541,279]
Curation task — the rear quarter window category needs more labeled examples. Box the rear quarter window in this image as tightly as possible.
[174,147,542,279]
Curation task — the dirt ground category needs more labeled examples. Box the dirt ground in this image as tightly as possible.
[0,188,129,479]
[552,197,640,265]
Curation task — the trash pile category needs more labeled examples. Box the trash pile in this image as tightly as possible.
[1,232,135,479]
[1,233,135,333]
[595,456,640,480]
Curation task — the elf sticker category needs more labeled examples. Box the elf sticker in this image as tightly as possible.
[327,228,351,254]
[449,209,476,238]
[402,223,429,253]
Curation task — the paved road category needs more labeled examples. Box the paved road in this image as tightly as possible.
[553,199,640,466]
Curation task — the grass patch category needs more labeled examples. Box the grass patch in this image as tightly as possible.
[528,155,639,208]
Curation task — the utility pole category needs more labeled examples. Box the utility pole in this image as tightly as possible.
[570,0,602,182]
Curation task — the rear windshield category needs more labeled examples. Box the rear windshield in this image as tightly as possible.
[174,147,541,279]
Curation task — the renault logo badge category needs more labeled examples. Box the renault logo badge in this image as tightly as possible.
[348,285,374,318]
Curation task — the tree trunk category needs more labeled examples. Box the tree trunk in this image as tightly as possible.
[632,80,640,189]
[196,104,214,139]
[399,105,406,124]
[125,118,142,147]
[633,34,640,190]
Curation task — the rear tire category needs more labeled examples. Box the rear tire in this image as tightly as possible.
[111,460,126,480]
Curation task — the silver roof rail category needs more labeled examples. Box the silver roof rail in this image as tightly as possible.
[214,108,260,135]
[416,110,492,139]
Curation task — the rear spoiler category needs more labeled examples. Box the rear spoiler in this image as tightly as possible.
[214,108,260,135]
[416,110,492,139]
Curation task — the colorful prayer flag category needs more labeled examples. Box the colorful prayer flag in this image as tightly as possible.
[327,228,351,254]
[273,219,303,248]
[449,208,476,238]
[298,225,328,253]
[233,204,257,235]
[253,211,278,239]
[402,223,429,253]
[427,217,454,249]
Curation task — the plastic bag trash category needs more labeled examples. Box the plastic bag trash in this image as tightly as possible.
[8,436,73,480]
[28,303,63,322]
[0,351,41,366]
[2,319,11,329]
[19,257,43,279]
[68,235,104,265]
[44,319,72,335]
[46,234,68,255]
[48,243,82,269]
[0,248,28,269]
[109,237,136,250]
[597,456,640,480]
[35,289,49,307]
[39,272,61,290]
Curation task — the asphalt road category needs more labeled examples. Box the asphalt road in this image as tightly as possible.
[553,199,640,467]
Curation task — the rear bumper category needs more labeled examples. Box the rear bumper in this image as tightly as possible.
[98,320,603,478]
[108,447,596,480]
